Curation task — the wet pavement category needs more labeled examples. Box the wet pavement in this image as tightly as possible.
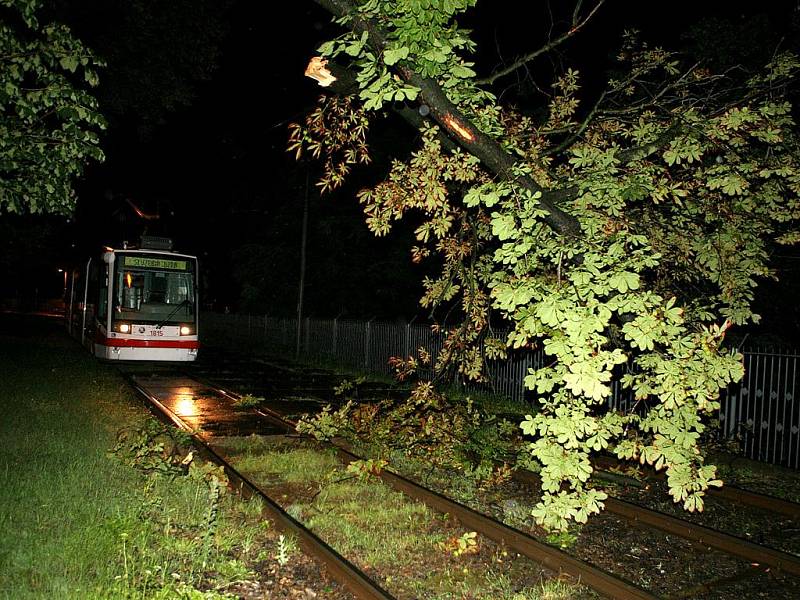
[122,345,407,438]
[129,373,287,437]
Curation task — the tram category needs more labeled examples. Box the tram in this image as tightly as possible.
[66,236,199,361]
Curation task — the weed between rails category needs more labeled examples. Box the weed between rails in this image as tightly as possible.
[214,436,588,599]
[233,393,264,409]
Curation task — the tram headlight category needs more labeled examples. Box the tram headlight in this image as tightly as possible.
[179,325,194,336]
[116,322,131,334]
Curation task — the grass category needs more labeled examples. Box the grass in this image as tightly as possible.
[214,436,589,599]
[232,393,264,409]
[0,316,273,599]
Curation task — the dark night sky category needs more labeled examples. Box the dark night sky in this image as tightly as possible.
[3,0,800,339]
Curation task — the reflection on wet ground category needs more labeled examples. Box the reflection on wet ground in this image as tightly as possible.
[122,345,410,440]
[130,374,286,438]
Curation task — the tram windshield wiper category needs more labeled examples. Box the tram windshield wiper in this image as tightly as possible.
[155,299,191,329]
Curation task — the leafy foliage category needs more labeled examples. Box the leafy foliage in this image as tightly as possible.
[112,420,194,478]
[444,530,479,557]
[288,95,371,193]
[297,399,356,442]
[275,534,297,567]
[298,374,519,490]
[298,0,800,530]
[0,0,105,215]
[345,457,388,480]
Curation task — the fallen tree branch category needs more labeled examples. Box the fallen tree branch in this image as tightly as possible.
[312,0,582,237]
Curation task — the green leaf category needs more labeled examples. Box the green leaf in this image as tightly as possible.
[59,55,79,72]
[383,46,409,66]
[450,64,476,78]
[317,40,336,56]
[608,271,640,293]
[490,213,517,241]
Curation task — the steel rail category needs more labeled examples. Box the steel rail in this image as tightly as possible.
[124,375,395,600]
[592,455,800,520]
[334,445,657,600]
[512,469,800,577]
[710,484,800,520]
[663,565,763,600]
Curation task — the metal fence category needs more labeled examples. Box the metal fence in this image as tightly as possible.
[201,312,800,469]
[720,349,800,468]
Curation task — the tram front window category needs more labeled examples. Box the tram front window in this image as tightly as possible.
[113,256,195,324]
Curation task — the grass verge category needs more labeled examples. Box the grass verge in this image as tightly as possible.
[0,317,315,599]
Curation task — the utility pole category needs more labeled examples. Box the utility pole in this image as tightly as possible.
[296,169,310,359]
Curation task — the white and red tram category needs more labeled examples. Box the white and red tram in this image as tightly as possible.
[66,236,199,361]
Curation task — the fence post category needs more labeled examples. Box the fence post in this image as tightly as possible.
[365,317,375,369]
[333,316,338,356]
[405,315,416,359]
[520,353,532,405]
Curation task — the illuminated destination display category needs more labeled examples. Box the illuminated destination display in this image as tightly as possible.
[123,256,189,270]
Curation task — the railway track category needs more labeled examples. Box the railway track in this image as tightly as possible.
[510,470,800,577]
[123,367,654,599]
[121,368,393,600]
[221,401,658,598]
[248,397,800,582]
[120,355,800,599]
[190,352,800,520]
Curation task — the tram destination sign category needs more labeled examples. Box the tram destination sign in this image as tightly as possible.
[123,256,189,270]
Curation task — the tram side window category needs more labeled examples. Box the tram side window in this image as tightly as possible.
[97,266,108,319]
[85,262,99,329]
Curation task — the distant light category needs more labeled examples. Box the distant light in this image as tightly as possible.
[57,268,64,272]
[419,104,430,116]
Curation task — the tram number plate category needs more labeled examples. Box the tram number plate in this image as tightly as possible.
[150,329,164,336]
